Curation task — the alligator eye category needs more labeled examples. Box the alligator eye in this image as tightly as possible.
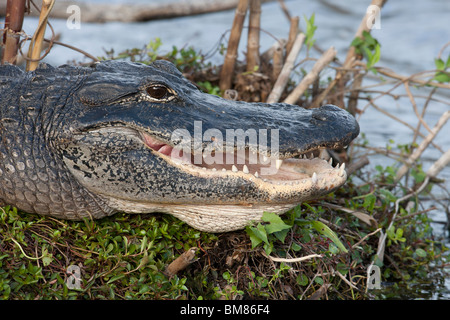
[146,85,169,100]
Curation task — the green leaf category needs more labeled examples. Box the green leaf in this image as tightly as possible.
[261,212,291,234]
[291,242,302,252]
[350,37,364,48]
[396,227,404,239]
[363,47,374,64]
[296,273,308,286]
[433,71,450,83]
[350,31,380,70]
[435,58,445,70]
[362,193,376,212]
[273,229,289,243]
[263,242,273,255]
[303,13,318,50]
[246,223,268,248]
[41,249,53,267]
[362,31,377,47]
[328,243,339,254]
[372,43,381,65]
[107,274,125,284]
[337,262,349,275]
[379,188,397,202]
[309,220,348,253]
[415,248,427,258]
[386,225,395,239]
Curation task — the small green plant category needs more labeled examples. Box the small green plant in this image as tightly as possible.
[146,37,163,61]
[386,225,406,245]
[303,13,318,52]
[245,211,292,254]
[197,81,221,96]
[296,218,348,253]
[246,208,348,256]
[433,54,450,83]
[101,37,211,75]
[351,30,381,73]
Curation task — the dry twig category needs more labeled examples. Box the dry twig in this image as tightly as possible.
[271,42,284,82]
[219,0,249,91]
[1,0,27,64]
[395,110,450,182]
[285,16,299,57]
[283,46,337,105]
[246,0,261,72]
[165,247,198,277]
[266,33,305,103]
[26,0,54,71]
[266,253,322,263]
[312,0,387,107]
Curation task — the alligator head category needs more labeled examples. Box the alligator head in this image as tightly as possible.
[0,60,359,232]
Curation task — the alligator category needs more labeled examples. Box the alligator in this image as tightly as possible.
[0,60,359,232]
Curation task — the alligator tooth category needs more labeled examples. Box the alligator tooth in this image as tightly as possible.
[222,168,227,172]
[319,149,328,159]
[328,158,333,166]
[311,172,318,184]
[243,165,249,174]
[255,171,259,178]
[309,153,314,159]
[275,159,283,170]
[339,162,346,177]
[335,163,340,169]
[232,165,238,172]
[212,168,217,172]
[202,167,206,170]
[263,155,268,162]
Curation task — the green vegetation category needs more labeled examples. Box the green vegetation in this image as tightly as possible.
[303,13,318,53]
[351,30,381,73]
[2,157,448,299]
[433,54,450,83]
[0,206,216,299]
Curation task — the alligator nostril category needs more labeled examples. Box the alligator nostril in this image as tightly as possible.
[311,104,341,121]
[312,112,328,121]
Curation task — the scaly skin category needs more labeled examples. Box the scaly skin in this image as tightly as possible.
[0,60,359,232]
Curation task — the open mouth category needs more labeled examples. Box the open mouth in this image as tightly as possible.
[140,131,347,190]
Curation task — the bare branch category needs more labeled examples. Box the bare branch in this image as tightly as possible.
[395,110,450,182]
[266,33,305,103]
[283,46,337,105]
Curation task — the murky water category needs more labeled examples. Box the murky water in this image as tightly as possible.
[19,0,450,298]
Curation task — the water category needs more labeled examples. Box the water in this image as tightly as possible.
[17,0,450,298]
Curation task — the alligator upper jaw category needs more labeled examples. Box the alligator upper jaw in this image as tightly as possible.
[139,130,347,191]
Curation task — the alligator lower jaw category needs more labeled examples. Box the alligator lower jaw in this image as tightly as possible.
[140,132,347,193]
[103,201,297,232]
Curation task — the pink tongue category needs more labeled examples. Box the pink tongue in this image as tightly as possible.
[158,144,174,156]
[142,133,165,149]
[142,133,188,161]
